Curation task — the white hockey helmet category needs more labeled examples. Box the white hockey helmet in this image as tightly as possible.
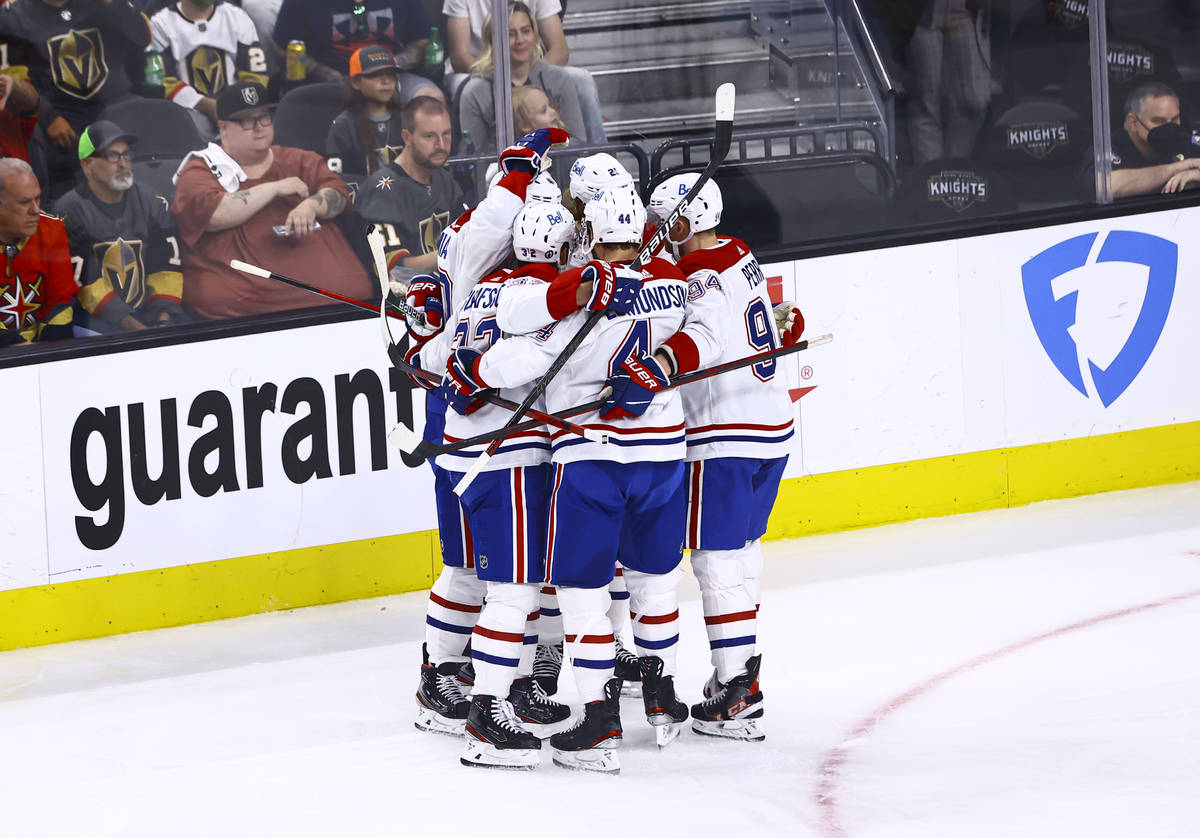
[568,152,634,203]
[648,173,723,238]
[526,171,562,204]
[512,201,575,266]
[582,185,646,253]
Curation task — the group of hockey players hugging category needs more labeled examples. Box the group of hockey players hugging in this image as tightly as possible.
[401,127,805,774]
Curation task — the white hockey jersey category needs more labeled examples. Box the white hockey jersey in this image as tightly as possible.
[482,257,689,465]
[671,237,794,461]
[150,3,268,111]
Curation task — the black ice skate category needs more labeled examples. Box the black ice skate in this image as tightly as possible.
[457,660,475,689]
[550,677,623,774]
[460,694,542,770]
[509,676,572,735]
[415,643,470,736]
[614,637,642,698]
[532,641,563,696]
[639,656,688,747]
[690,653,765,742]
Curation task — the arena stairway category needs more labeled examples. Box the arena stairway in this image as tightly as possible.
[564,0,879,143]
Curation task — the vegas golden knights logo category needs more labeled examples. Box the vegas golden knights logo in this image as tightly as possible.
[374,144,403,172]
[188,45,228,96]
[96,239,147,308]
[48,29,108,100]
[419,211,451,254]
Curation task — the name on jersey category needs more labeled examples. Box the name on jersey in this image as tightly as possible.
[465,283,501,310]
[622,282,686,317]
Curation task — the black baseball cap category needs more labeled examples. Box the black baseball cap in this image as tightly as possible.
[217,82,273,121]
[349,45,398,77]
[78,120,138,160]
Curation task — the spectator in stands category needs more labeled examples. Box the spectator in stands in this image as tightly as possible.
[905,0,993,165]
[54,120,185,332]
[238,0,285,77]
[0,0,152,198]
[0,73,40,162]
[326,46,406,179]
[0,157,74,347]
[354,94,467,275]
[512,83,565,135]
[442,0,605,142]
[271,0,442,103]
[150,0,270,139]
[172,81,371,319]
[458,2,603,149]
[1083,82,1200,199]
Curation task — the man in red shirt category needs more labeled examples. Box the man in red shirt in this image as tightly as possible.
[172,82,371,320]
[0,157,74,347]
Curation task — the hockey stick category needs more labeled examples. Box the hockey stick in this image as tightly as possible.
[451,82,739,496]
[230,259,424,322]
[360,227,608,454]
[402,332,832,461]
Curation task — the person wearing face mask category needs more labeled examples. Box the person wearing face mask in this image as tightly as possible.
[1081,81,1200,199]
[149,0,270,139]
[54,120,185,332]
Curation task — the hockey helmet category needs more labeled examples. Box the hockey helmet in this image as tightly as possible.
[568,152,634,203]
[648,173,723,241]
[512,201,575,266]
[526,171,562,204]
[582,185,646,254]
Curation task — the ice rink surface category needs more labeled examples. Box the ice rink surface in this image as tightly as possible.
[3,481,1199,838]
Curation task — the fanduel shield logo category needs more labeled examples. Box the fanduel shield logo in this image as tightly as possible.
[1021,231,1176,407]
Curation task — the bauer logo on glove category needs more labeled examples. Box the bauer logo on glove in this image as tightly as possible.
[600,351,669,421]
[498,127,570,176]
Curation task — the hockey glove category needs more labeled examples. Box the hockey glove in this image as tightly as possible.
[439,348,491,415]
[600,351,669,421]
[403,342,437,391]
[582,260,641,314]
[404,275,445,341]
[498,127,571,176]
[773,302,805,347]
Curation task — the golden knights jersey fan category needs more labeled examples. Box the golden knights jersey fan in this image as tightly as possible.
[53,121,183,332]
[0,158,74,348]
[150,0,269,129]
[0,0,150,131]
[354,96,467,274]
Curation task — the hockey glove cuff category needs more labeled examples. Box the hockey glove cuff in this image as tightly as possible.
[600,351,669,421]
[773,302,805,347]
[403,343,437,392]
[440,348,491,415]
[404,276,445,340]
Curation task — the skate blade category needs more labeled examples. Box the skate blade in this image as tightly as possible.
[691,718,765,742]
[552,747,620,775]
[414,705,467,737]
[652,720,682,748]
[460,739,539,770]
[619,681,643,699]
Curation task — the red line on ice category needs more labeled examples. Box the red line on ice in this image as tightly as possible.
[814,586,1200,838]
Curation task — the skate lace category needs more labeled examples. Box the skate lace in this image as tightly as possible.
[532,643,562,677]
[491,698,526,734]
[437,672,466,703]
[530,679,560,708]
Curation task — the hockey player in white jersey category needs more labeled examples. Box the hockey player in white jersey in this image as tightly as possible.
[647,173,806,742]
[407,129,571,736]
[443,185,692,772]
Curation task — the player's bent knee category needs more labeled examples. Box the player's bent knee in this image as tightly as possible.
[690,548,747,592]
[483,581,539,616]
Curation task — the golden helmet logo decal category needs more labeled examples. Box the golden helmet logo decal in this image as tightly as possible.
[419,211,451,255]
[48,28,108,100]
[188,45,228,95]
[97,238,146,308]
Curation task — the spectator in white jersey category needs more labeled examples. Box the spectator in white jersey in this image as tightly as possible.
[647,173,806,742]
[150,0,270,139]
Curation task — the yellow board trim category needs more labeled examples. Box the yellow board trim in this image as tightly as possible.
[3,421,1198,652]
[0,531,439,651]
[767,420,1200,540]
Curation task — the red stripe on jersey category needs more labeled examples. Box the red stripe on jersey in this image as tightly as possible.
[685,420,794,434]
[549,421,685,440]
[636,610,679,625]
[541,586,556,595]
[513,467,526,583]
[526,610,541,621]
[704,609,758,626]
[564,634,615,644]
[429,592,482,613]
[473,625,525,643]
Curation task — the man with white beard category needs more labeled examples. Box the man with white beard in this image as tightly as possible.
[54,120,185,332]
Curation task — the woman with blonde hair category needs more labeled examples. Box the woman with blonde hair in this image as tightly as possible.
[458,1,604,149]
